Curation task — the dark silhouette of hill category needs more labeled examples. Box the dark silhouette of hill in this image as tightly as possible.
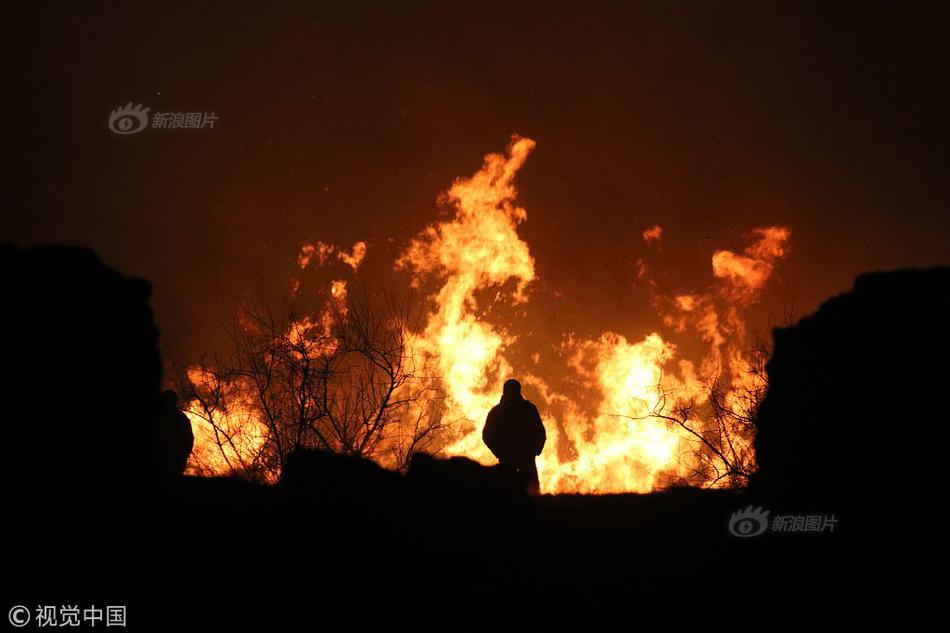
[0,245,168,622]
[0,245,163,493]
[3,244,942,623]
[750,267,950,527]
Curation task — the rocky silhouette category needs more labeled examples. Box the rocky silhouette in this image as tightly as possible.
[751,268,949,526]
[1,245,164,615]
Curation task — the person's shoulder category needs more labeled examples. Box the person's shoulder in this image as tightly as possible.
[523,400,540,413]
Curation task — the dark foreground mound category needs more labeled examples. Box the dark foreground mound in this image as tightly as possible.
[751,267,950,522]
[0,245,163,492]
[4,246,941,623]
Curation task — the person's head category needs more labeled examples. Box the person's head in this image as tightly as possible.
[161,389,179,409]
[502,378,522,398]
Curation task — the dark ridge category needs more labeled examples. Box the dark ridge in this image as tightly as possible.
[4,245,941,621]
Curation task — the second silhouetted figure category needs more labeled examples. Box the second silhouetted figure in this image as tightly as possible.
[483,378,546,494]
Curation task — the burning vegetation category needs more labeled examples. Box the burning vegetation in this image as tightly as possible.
[182,136,790,493]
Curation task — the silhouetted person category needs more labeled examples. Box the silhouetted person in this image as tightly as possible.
[483,379,546,494]
[157,390,195,476]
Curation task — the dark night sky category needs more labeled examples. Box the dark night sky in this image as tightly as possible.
[2,1,949,367]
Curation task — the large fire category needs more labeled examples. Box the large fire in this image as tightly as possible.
[184,135,790,493]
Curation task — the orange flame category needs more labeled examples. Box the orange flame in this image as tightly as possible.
[642,224,663,245]
[184,367,275,482]
[395,137,536,464]
[396,136,536,427]
[298,240,367,271]
[712,227,790,303]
